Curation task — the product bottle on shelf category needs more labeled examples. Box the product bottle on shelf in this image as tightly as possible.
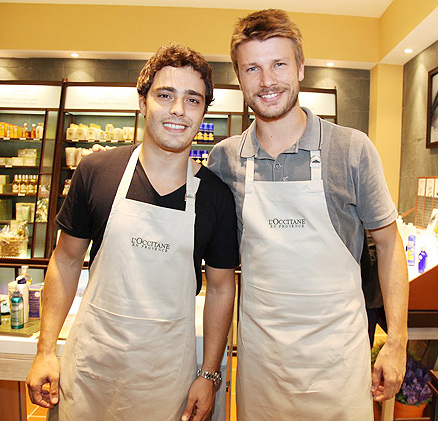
[202,150,209,166]
[202,123,209,142]
[22,123,29,138]
[210,123,215,142]
[20,265,33,285]
[16,276,29,323]
[26,176,34,195]
[31,124,37,139]
[19,175,28,195]
[35,123,44,140]
[406,235,416,266]
[32,175,38,195]
[418,248,428,273]
[12,175,20,194]
[11,289,24,329]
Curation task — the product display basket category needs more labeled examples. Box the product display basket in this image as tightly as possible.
[0,235,28,257]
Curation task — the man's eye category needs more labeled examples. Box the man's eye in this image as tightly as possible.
[275,62,286,68]
[158,93,171,99]
[247,67,258,72]
[188,98,200,104]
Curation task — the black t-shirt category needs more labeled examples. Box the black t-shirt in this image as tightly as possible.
[56,145,239,294]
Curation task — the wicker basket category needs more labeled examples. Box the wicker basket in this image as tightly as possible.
[0,235,28,257]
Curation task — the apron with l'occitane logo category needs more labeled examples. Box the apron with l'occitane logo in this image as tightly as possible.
[237,121,373,420]
[50,145,199,420]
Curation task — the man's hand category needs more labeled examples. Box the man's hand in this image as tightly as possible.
[371,340,406,402]
[181,376,216,421]
[26,352,60,409]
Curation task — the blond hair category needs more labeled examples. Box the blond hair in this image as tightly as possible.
[230,9,304,75]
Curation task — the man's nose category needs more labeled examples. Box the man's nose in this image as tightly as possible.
[260,68,277,88]
[170,98,185,116]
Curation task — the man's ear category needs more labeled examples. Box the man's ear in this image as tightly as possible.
[138,95,147,117]
[298,61,305,82]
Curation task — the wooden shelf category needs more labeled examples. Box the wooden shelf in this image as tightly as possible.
[0,166,38,169]
[64,139,133,145]
[0,138,42,142]
[0,193,36,197]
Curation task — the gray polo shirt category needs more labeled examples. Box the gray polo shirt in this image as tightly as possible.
[208,107,397,263]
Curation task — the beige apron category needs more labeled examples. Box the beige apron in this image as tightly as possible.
[237,122,373,420]
[50,145,199,420]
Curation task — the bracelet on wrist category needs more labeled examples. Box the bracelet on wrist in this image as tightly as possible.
[197,368,222,389]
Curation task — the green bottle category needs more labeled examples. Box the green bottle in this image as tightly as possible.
[11,290,24,329]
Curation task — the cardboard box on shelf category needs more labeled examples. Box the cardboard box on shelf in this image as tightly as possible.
[0,175,9,184]
[25,149,37,157]
[23,157,37,166]
[11,157,24,166]
[18,149,38,157]
[0,199,12,220]
[16,203,35,222]
[0,184,12,194]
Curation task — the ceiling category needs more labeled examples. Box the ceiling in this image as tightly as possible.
[2,0,438,68]
[0,0,394,17]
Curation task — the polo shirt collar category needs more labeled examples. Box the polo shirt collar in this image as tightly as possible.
[239,107,322,158]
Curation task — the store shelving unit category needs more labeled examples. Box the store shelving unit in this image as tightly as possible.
[0,81,62,262]
[46,82,141,256]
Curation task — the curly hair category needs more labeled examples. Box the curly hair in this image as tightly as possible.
[137,43,214,113]
[230,9,304,75]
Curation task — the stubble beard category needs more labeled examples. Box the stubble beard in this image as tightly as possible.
[246,87,299,120]
[145,113,195,152]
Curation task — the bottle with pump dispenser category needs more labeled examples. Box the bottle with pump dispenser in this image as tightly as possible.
[8,266,32,313]
[16,276,29,323]
[11,290,24,329]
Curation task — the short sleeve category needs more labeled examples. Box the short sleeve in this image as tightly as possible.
[353,133,398,230]
[56,164,91,239]
[203,184,239,269]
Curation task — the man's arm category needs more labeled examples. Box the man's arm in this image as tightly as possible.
[369,221,408,402]
[182,265,236,421]
[26,232,90,408]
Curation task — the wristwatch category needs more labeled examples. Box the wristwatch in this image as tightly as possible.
[197,368,222,389]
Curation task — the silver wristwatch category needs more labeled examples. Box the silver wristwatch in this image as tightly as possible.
[197,368,222,388]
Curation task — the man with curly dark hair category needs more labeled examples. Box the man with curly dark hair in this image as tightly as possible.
[27,43,238,421]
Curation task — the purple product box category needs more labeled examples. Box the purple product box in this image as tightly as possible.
[29,285,44,318]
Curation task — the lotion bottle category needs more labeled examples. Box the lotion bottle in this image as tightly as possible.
[16,276,29,323]
[11,290,24,329]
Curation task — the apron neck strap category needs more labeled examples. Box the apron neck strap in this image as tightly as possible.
[310,151,321,181]
[116,145,142,199]
[185,159,199,213]
[245,156,255,183]
[310,118,323,182]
